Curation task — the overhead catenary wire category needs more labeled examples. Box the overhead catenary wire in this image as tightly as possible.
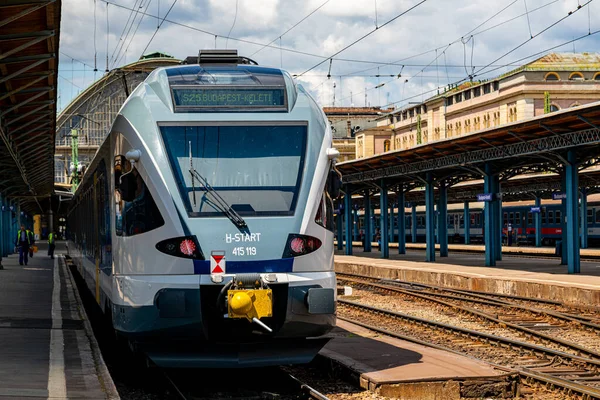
[99,0,549,70]
[112,0,150,68]
[109,0,142,67]
[383,4,598,110]
[295,0,428,78]
[115,0,153,67]
[225,0,239,49]
[250,0,331,57]
[139,0,179,58]
[523,0,533,38]
[336,0,556,79]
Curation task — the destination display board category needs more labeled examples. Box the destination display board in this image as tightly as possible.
[171,87,286,109]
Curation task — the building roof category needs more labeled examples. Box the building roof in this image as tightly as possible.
[0,0,61,209]
[324,107,393,116]
[56,56,181,128]
[515,52,600,72]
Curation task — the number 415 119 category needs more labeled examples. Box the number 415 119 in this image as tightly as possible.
[232,247,257,256]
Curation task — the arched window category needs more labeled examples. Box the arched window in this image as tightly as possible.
[594,72,600,81]
[545,72,560,81]
[550,104,560,112]
[383,140,391,152]
[568,72,584,81]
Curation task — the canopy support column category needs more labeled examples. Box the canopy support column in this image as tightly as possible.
[535,196,542,247]
[565,150,580,274]
[344,186,353,256]
[438,182,448,257]
[380,179,389,259]
[581,189,588,249]
[411,204,417,243]
[484,164,496,267]
[464,201,470,245]
[398,187,406,254]
[364,191,372,252]
[425,173,436,262]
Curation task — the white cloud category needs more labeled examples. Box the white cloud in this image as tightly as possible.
[58,0,600,111]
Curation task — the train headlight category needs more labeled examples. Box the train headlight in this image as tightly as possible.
[282,234,322,258]
[155,236,205,259]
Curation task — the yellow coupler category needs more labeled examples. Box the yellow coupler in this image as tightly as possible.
[228,289,273,321]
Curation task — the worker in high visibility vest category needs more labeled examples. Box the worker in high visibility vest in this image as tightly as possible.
[48,231,56,260]
[15,225,31,266]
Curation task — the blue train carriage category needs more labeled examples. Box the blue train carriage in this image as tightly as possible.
[352,197,600,246]
[67,50,342,368]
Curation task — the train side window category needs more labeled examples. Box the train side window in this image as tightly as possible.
[470,213,475,226]
[114,156,164,237]
[596,209,600,223]
[541,208,546,223]
[475,213,481,226]
[555,210,561,225]
[527,212,533,226]
[503,212,508,226]
[509,212,514,224]
[587,209,593,224]
[406,216,411,228]
[459,215,464,228]
[548,210,554,224]
[515,212,521,225]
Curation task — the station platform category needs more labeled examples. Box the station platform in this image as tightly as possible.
[335,249,600,307]
[319,320,510,399]
[0,243,118,399]
[342,241,600,258]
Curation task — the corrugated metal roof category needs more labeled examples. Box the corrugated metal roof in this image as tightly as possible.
[0,0,61,211]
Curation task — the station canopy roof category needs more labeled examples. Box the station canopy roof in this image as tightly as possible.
[338,101,600,193]
[0,0,61,211]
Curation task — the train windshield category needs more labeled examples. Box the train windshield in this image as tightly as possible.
[160,125,307,217]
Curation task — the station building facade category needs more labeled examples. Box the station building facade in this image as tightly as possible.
[353,52,600,158]
[326,107,392,162]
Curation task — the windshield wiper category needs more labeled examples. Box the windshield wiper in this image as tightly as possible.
[188,142,247,229]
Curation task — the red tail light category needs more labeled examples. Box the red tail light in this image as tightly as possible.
[283,234,322,258]
[156,236,204,259]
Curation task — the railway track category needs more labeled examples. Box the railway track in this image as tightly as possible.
[162,367,330,400]
[338,273,600,360]
[338,299,600,399]
[338,271,600,322]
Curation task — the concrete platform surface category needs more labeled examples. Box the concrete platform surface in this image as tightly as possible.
[0,243,117,399]
[335,249,600,306]
[343,241,600,257]
[320,320,511,399]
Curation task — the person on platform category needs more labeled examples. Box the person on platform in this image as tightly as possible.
[28,227,35,258]
[15,225,32,266]
[48,231,56,260]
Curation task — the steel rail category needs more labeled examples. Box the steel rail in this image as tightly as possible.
[338,271,600,320]
[338,312,600,399]
[286,372,330,400]
[338,274,600,359]
[339,300,600,398]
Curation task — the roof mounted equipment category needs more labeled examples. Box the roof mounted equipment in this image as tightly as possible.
[181,50,259,66]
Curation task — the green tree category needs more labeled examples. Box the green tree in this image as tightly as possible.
[544,91,551,114]
[416,115,422,145]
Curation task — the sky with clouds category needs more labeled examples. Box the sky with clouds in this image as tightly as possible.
[57,0,600,112]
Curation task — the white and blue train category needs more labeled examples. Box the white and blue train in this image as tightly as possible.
[67,50,341,368]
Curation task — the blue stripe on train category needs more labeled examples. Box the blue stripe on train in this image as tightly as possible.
[193,258,294,274]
